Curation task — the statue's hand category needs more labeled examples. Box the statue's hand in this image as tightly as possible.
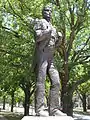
[42,25,52,36]
[58,32,62,38]
[55,32,62,48]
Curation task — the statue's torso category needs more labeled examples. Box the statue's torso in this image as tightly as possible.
[34,19,58,64]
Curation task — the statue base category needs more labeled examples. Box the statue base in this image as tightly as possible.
[21,116,74,120]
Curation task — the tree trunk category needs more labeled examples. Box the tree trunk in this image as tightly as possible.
[66,92,73,116]
[87,95,90,109]
[60,51,73,116]
[60,45,70,115]
[11,91,14,112]
[82,94,87,112]
[61,85,74,116]
[3,96,5,110]
[24,86,30,116]
[61,89,68,114]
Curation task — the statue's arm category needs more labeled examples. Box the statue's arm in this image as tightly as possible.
[34,21,52,42]
[35,29,51,42]
[55,32,62,48]
[24,16,35,26]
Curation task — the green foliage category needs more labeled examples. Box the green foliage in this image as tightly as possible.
[78,80,90,95]
[14,88,24,103]
[0,0,90,113]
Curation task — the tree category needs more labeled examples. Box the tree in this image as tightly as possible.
[52,0,90,115]
[77,80,90,112]
[0,0,37,115]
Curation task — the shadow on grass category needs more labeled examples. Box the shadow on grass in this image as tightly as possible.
[0,111,23,120]
[74,110,90,116]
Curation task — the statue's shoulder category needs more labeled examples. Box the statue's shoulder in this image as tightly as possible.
[40,19,47,23]
[34,18,42,30]
[34,18,47,24]
[34,19,47,30]
[34,18,40,23]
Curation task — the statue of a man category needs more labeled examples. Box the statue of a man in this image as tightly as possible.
[33,5,66,116]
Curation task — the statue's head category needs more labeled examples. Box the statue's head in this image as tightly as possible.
[42,5,52,22]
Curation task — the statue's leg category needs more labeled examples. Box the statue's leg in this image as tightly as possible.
[35,60,48,116]
[48,62,66,116]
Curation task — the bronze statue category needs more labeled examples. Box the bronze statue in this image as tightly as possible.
[33,5,66,116]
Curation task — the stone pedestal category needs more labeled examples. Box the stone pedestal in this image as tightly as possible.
[21,116,74,120]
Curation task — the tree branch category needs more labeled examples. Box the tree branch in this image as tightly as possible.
[2,26,20,38]
[67,29,75,56]
[0,48,29,58]
[30,86,35,96]
[6,0,34,33]
[66,0,74,29]
[69,59,90,73]
[74,36,90,62]
[76,90,83,101]
[7,0,25,22]
[56,0,60,6]
[69,76,90,93]
[66,0,76,56]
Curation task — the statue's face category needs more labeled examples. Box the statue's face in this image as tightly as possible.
[42,6,52,22]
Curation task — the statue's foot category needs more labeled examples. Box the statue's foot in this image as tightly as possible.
[49,109,67,116]
[36,110,49,117]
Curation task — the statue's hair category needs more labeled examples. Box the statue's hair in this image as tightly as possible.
[42,5,52,15]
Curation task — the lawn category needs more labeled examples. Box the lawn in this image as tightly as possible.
[0,111,23,120]
[0,108,90,120]
[73,108,90,116]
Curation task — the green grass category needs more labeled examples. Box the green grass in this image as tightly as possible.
[73,108,90,116]
[0,109,90,120]
[74,110,90,116]
[0,111,23,120]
